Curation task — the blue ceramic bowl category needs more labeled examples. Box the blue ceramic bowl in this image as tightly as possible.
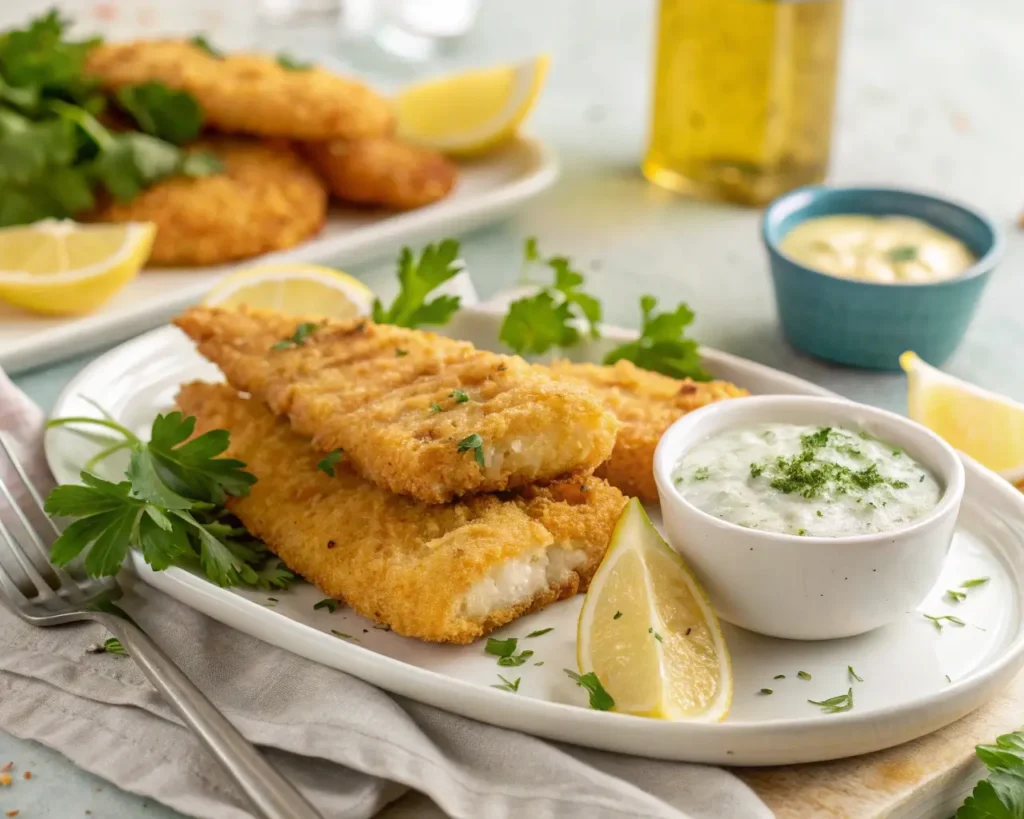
[762,186,1003,370]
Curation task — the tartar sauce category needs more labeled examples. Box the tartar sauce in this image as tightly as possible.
[780,215,975,283]
[672,423,941,537]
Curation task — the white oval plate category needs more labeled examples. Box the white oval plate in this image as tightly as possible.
[44,312,1024,766]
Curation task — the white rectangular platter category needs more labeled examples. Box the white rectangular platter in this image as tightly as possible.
[0,139,557,375]
[44,305,1024,767]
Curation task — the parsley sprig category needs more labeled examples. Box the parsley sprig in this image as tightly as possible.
[604,295,710,381]
[564,669,614,711]
[955,730,1024,817]
[372,239,464,329]
[500,239,602,355]
[0,12,222,227]
[44,408,292,589]
[484,637,533,667]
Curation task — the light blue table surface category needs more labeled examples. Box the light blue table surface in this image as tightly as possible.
[4,0,1024,816]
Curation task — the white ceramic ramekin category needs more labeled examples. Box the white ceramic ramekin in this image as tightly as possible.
[653,396,965,640]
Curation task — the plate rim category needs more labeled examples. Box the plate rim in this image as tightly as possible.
[43,316,1024,765]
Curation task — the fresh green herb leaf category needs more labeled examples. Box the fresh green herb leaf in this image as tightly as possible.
[484,637,517,658]
[317,449,344,477]
[848,665,863,683]
[272,321,322,351]
[887,245,918,263]
[395,348,408,357]
[565,669,615,711]
[499,241,602,355]
[962,577,990,589]
[613,611,622,620]
[457,433,485,469]
[88,637,127,656]
[114,82,204,145]
[759,688,773,695]
[924,614,967,631]
[797,529,806,536]
[492,674,520,693]
[189,35,223,58]
[774,674,785,680]
[450,389,469,403]
[523,236,539,263]
[953,730,1024,818]
[277,53,312,71]
[331,630,359,642]
[947,589,967,603]
[750,463,765,479]
[314,598,340,613]
[534,661,544,667]
[808,688,854,714]
[526,628,553,638]
[603,295,710,381]
[693,466,709,481]
[372,240,463,328]
[797,671,812,680]
[498,649,534,667]
[429,403,442,413]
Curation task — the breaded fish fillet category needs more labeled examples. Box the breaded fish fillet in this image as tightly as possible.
[549,360,749,502]
[174,306,619,503]
[85,40,393,141]
[89,138,327,266]
[302,137,458,210]
[177,382,626,643]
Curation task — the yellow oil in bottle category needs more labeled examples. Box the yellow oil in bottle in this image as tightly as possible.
[644,0,844,206]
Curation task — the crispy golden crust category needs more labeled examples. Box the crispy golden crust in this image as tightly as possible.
[176,382,626,643]
[302,138,458,210]
[85,40,393,140]
[174,306,619,503]
[88,138,327,266]
[549,360,749,502]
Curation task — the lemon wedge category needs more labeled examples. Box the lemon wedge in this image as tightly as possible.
[0,220,155,316]
[902,351,1024,474]
[577,498,732,721]
[396,55,549,156]
[202,264,373,319]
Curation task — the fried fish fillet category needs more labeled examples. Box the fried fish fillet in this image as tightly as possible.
[548,360,749,502]
[89,138,327,266]
[174,306,619,503]
[301,137,458,210]
[177,382,626,643]
[85,40,393,141]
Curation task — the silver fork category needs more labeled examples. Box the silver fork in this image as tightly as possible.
[0,437,322,819]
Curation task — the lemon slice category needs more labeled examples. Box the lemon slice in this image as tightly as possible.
[396,55,549,156]
[577,499,732,721]
[902,351,1024,475]
[0,220,155,316]
[202,264,373,319]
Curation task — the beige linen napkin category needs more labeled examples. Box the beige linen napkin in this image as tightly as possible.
[0,366,773,819]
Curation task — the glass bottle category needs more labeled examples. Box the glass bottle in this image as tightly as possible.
[644,0,844,207]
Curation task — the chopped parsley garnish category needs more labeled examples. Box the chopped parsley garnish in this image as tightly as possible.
[450,389,470,403]
[774,674,785,680]
[693,466,710,481]
[848,665,863,683]
[887,245,919,263]
[946,589,967,603]
[331,630,359,642]
[88,637,127,656]
[498,650,534,667]
[648,627,663,643]
[485,637,518,658]
[962,577,990,588]
[603,295,710,381]
[272,321,322,350]
[613,611,622,620]
[797,529,806,536]
[837,444,862,458]
[797,671,812,680]
[395,348,408,357]
[372,239,463,329]
[457,433,485,468]
[491,674,520,693]
[748,427,909,500]
[946,674,952,683]
[526,628,553,638]
[313,598,339,613]
[500,240,601,355]
[816,510,823,517]
[534,661,545,667]
[277,53,312,71]
[190,35,223,58]
[317,449,344,477]
[924,614,966,631]
[759,688,773,695]
[523,236,540,263]
[564,669,614,711]
[429,403,442,413]
[44,408,293,590]
[809,687,853,714]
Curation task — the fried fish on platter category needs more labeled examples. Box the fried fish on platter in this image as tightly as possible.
[176,382,626,643]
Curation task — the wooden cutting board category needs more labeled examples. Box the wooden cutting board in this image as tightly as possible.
[738,670,1024,817]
